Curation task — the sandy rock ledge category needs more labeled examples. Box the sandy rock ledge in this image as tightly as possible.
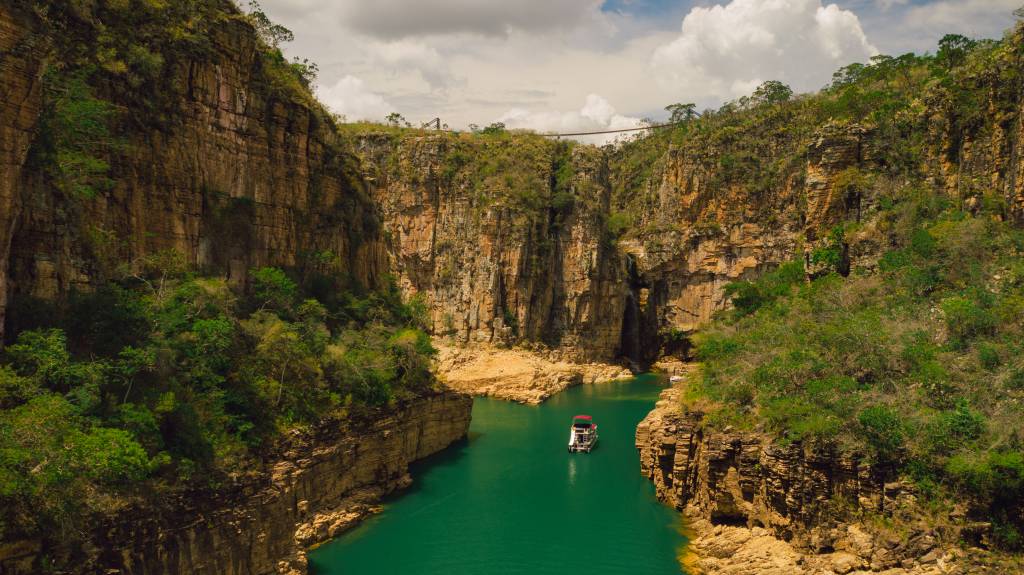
[435,342,634,404]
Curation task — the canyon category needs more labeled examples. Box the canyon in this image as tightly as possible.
[3,1,1024,573]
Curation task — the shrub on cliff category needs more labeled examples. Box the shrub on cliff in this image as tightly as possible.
[688,195,1024,548]
[0,265,436,542]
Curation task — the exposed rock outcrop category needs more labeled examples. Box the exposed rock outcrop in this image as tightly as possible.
[435,341,631,404]
[0,4,44,342]
[616,123,871,345]
[1,3,387,339]
[357,136,630,363]
[0,390,472,575]
[636,386,1021,574]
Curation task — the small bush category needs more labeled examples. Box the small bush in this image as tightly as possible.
[723,261,804,317]
[976,343,1002,371]
[925,400,985,456]
[858,406,905,463]
[941,295,996,349]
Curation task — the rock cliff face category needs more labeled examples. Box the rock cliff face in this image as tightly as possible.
[637,388,886,542]
[612,123,874,348]
[0,4,44,342]
[354,120,883,366]
[636,387,1015,574]
[0,391,472,575]
[356,135,629,363]
[0,2,387,340]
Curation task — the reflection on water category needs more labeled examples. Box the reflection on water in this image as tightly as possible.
[308,376,687,575]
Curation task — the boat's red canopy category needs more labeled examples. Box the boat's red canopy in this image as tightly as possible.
[573,415,592,420]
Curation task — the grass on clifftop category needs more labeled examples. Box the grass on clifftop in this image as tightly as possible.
[655,27,1024,551]
[686,189,1024,549]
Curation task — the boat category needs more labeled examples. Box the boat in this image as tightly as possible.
[567,415,598,453]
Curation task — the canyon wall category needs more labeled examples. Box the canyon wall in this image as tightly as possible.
[0,2,387,341]
[0,4,44,342]
[4,5,1024,367]
[0,390,473,575]
[355,134,630,363]
[635,387,999,574]
[613,122,880,345]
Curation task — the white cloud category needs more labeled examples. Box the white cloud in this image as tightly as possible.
[316,75,393,122]
[901,0,1018,40]
[368,39,457,90]
[859,0,1017,55]
[498,94,644,145]
[340,0,605,39]
[259,0,1014,132]
[651,0,878,101]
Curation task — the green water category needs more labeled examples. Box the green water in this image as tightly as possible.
[308,376,686,574]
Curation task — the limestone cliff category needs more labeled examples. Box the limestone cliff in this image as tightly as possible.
[636,387,1018,574]
[0,4,44,342]
[0,1,387,341]
[354,134,629,363]
[0,390,472,575]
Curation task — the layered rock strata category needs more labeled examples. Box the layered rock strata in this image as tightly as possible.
[0,4,44,342]
[1,3,387,339]
[636,386,1020,575]
[357,136,630,363]
[0,390,472,575]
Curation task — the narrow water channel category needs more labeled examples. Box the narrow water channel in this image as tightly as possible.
[308,375,686,574]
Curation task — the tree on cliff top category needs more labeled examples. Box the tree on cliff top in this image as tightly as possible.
[247,1,293,48]
[665,103,698,124]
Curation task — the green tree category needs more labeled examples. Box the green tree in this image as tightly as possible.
[936,34,977,70]
[250,267,298,314]
[752,80,793,105]
[247,0,294,48]
[665,103,698,123]
[386,112,410,127]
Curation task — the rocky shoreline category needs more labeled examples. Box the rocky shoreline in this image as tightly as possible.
[434,342,633,404]
[636,386,1021,575]
[0,391,472,575]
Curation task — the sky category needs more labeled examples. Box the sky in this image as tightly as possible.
[258,0,1021,142]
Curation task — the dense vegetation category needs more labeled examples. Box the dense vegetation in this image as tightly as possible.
[691,200,1024,549]
[3,0,435,546]
[608,33,1021,239]
[0,258,435,541]
[8,0,1024,560]
[661,31,1024,549]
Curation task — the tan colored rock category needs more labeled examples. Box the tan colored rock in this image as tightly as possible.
[3,8,388,333]
[636,386,1020,575]
[434,341,632,404]
[360,138,631,362]
[0,4,44,343]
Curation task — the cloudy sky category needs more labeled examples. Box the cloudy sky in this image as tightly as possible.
[259,0,1020,140]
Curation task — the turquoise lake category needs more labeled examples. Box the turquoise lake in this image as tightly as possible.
[308,376,686,574]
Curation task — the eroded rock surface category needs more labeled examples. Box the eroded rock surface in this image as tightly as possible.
[1,4,387,335]
[435,342,632,404]
[359,137,631,363]
[0,4,44,342]
[0,391,472,575]
[636,386,1022,575]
